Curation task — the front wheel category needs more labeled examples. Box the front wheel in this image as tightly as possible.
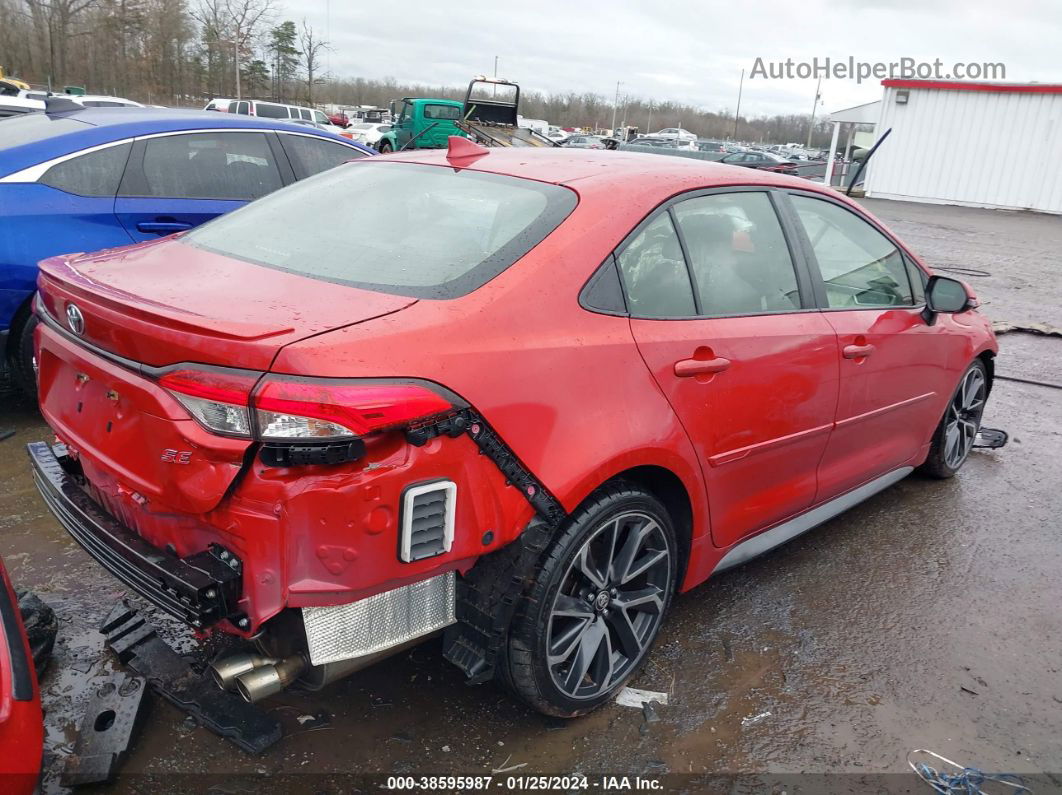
[918,360,988,478]
[377,140,392,153]
[503,483,677,717]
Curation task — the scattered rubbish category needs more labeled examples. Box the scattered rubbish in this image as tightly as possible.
[959,686,980,696]
[61,672,148,786]
[0,430,15,443]
[973,428,1008,449]
[442,745,451,752]
[16,589,57,678]
[641,700,661,724]
[992,321,1062,338]
[908,749,1029,794]
[616,687,669,708]
[741,710,771,727]
[491,755,528,774]
[101,601,282,754]
[295,712,330,729]
[390,731,413,744]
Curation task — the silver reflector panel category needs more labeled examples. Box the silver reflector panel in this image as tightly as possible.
[302,571,456,666]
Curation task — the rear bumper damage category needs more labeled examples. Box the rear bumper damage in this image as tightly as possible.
[27,441,243,629]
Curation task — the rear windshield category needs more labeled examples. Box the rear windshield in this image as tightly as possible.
[0,114,86,151]
[183,161,577,299]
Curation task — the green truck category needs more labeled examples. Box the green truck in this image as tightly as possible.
[376,98,467,153]
[376,77,556,153]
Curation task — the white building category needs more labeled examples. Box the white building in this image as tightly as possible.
[864,79,1062,214]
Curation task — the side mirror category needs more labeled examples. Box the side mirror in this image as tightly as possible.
[924,275,973,323]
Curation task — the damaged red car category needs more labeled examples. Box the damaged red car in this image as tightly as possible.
[28,141,997,716]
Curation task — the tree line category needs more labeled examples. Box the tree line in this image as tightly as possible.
[0,0,834,145]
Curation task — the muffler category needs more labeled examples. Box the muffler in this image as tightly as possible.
[234,654,307,703]
[210,652,277,691]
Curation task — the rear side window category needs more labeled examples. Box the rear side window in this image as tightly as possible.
[39,142,132,197]
[183,161,577,299]
[791,195,913,308]
[673,192,800,315]
[136,132,282,200]
[255,103,288,119]
[280,134,367,177]
[617,212,695,318]
[423,104,461,120]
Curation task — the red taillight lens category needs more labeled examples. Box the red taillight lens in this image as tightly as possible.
[253,377,455,440]
[159,368,259,438]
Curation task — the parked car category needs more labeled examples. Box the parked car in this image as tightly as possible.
[204,97,234,112]
[563,134,607,149]
[328,112,350,128]
[644,127,697,142]
[0,107,374,395]
[694,139,726,153]
[0,556,43,795]
[546,126,569,143]
[71,94,143,108]
[27,145,996,718]
[346,122,393,148]
[223,99,347,135]
[719,150,799,174]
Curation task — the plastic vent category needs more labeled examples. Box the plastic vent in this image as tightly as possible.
[400,481,456,562]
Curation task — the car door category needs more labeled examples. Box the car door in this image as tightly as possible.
[114,130,288,242]
[392,101,413,149]
[622,189,840,548]
[783,191,953,499]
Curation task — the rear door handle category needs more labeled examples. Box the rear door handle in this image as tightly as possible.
[674,356,731,377]
[136,221,193,234]
[842,344,875,359]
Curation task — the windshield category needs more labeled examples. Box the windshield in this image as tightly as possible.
[183,162,578,299]
[0,114,86,154]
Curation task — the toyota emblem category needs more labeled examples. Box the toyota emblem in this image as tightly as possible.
[66,303,85,336]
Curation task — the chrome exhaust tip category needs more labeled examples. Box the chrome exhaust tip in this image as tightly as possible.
[234,654,307,703]
[210,652,277,691]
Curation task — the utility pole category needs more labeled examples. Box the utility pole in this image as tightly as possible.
[493,55,498,77]
[647,102,653,132]
[233,39,241,100]
[733,68,744,140]
[611,81,621,136]
[806,74,822,149]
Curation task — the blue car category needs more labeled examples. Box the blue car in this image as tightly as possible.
[0,106,374,395]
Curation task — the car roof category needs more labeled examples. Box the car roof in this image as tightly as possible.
[383,147,829,200]
[0,107,372,175]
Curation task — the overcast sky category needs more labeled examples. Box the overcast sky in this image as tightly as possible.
[298,0,1061,119]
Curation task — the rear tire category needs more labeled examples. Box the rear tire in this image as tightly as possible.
[918,360,988,479]
[6,304,37,400]
[502,483,677,717]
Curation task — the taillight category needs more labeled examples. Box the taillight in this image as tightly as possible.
[253,376,455,440]
[160,367,459,444]
[159,368,259,438]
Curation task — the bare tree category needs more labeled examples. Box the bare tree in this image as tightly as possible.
[24,0,103,85]
[298,18,326,106]
[225,0,272,99]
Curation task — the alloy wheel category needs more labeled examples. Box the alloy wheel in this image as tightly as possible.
[546,511,673,701]
[943,367,987,469]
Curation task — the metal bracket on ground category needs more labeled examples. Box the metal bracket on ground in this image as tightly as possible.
[100,601,282,754]
[61,671,148,786]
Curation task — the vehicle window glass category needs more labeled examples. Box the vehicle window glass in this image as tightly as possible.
[236,101,249,115]
[791,195,914,308]
[905,255,926,304]
[423,103,460,121]
[314,111,329,125]
[138,132,282,200]
[673,192,800,316]
[617,212,695,318]
[183,161,577,299]
[282,134,366,176]
[39,142,131,197]
[255,103,288,119]
[298,108,311,120]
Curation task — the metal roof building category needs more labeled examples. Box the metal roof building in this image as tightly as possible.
[864,79,1062,214]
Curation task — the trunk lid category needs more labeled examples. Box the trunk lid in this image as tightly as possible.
[37,236,417,369]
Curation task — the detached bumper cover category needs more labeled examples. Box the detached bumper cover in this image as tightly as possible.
[27,441,242,628]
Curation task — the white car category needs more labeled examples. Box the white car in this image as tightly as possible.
[644,127,697,143]
[70,94,142,108]
[346,122,392,147]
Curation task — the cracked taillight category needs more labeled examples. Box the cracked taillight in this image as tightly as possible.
[159,368,258,438]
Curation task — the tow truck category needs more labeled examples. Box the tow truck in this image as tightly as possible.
[455,76,557,148]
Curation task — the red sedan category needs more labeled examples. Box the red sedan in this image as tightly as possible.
[0,558,43,793]
[28,141,996,717]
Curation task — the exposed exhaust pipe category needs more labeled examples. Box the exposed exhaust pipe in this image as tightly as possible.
[234,654,307,703]
[210,652,278,691]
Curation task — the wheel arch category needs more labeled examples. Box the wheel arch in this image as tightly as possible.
[977,348,995,395]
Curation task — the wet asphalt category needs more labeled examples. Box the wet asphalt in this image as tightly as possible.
[0,198,1060,793]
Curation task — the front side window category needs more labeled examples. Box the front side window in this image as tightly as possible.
[423,103,461,121]
[791,195,913,308]
[39,142,132,197]
[673,192,800,316]
[183,161,577,299]
[314,110,330,125]
[280,134,367,177]
[138,132,282,200]
[617,212,695,318]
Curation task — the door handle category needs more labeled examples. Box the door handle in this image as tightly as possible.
[674,356,731,377]
[842,343,875,359]
[136,221,193,234]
